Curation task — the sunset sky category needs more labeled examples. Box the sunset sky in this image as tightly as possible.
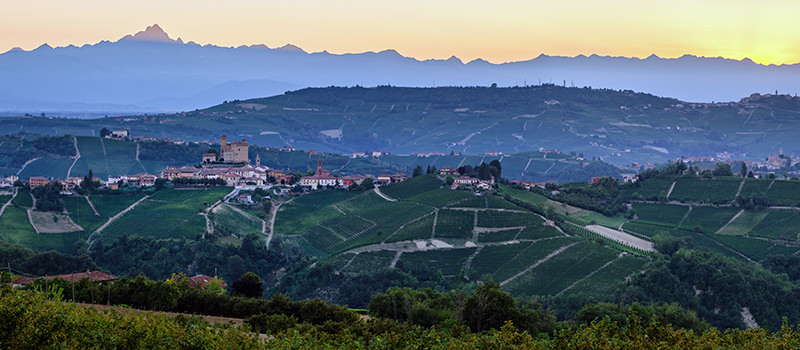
[2,0,798,65]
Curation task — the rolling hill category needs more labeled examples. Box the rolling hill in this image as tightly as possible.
[3,86,800,167]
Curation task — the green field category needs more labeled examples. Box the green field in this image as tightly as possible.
[505,242,619,297]
[62,196,106,232]
[491,237,581,282]
[517,225,563,240]
[380,176,443,200]
[399,248,477,276]
[709,235,800,261]
[468,242,531,279]
[408,189,471,207]
[738,178,772,198]
[765,180,800,207]
[566,255,648,298]
[477,211,542,228]
[678,206,740,233]
[632,203,689,227]
[341,250,396,274]
[213,204,263,236]
[433,210,474,239]
[101,188,230,241]
[274,190,359,235]
[384,214,435,242]
[477,229,521,242]
[668,177,741,203]
[12,189,33,208]
[750,210,800,240]
[717,210,769,236]
[0,206,84,253]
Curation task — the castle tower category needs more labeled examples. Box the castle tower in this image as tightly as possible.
[316,157,322,174]
[220,135,227,152]
[255,153,261,167]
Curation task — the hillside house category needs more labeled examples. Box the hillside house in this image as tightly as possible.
[439,167,459,175]
[188,274,228,290]
[108,129,129,140]
[376,174,392,185]
[453,177,479,186]
[162,166,201,180]
[340,175,367,187]
[236,193,254,204]
[621,173,638,184]
[29,176,49,188]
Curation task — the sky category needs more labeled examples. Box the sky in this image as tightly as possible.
[2,0,798,65]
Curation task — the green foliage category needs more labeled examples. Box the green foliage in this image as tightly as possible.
[232,272,264,298]
[31,183,63,212]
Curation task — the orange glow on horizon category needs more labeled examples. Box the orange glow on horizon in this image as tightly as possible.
[1,0,798,65]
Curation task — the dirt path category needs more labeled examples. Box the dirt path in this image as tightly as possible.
[715,209,745,234]
[83,196,100,216]
[135,143,147,173]
[202,188,238,239]
[99,137,111,176]
[585,225,655,251]
[16,157,41,175]
[500,241,580,286]
[66,136,81,178]
[389,251,402,268]
[463,246,484,280]
[521,158,533,176]
[95,195,150,234]
[27,209,40,234]
[0,188,18,218]
[734,179,746,198]
[555,256,619,296]
[665,181,677,200]
[676,206,693,227]
[430,209,439,238]
[447,207,527,214]
[373,187,397,202]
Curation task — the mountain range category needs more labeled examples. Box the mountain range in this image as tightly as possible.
[1,24,799,115]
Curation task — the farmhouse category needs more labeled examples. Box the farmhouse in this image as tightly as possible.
[438,167,459,175]
[188,274,228,290]
[621,173,638,184]
[340,175,367,187]
[107,129,129,140]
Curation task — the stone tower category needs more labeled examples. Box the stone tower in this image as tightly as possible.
[255,153,261,167]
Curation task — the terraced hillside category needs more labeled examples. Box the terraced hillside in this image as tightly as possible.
[619,176,800,262]
[274,175,649,299]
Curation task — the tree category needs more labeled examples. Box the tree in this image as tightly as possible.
[412,165,423,177]
[463,281,518,332]
[100,127,111,137]
[231,272,263,298]
[712,162,732,177]
[741,163,748,177]
[206,148,219,156]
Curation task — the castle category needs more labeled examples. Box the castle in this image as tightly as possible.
[203,135,249,164]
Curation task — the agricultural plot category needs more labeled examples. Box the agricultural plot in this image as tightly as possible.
[491,237,581,282]
[89,193,146,218]
[668,178,740,203]
[380,176,443,200]
[0,206,83,253]
[486,196,525,210]
[766,180,800,207]
[517,225,562,240]
[566,255,648,298]
[478,229,521,243]
[631,203,689,227]
[212,204,263,236]
[341,250,396,274]
[468,242,531,278]
[433,210,475,239]
[62,197,105,232]
[101,188,229,241]
[477,211,542,228]
[751,210,800,240]
[709,235,800,261]
[717,210,769,236]
[504,242,619,297]
[274,190,359,235]
[16,158,74,179]
[738,179,772,198]
[384,214,435,243]
[399,248,477,276]
[678,206,740,233]
[12,189,33,207]
[618,178,674,200]
[407,189,471,208]
[622,221,674,237]
[456,196,487,209]
[29,211,82,233]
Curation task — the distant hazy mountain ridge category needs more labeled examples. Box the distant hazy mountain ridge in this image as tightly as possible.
[1,24,799,115]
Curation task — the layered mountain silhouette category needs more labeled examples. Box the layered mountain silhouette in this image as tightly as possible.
[1,24,798,115]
